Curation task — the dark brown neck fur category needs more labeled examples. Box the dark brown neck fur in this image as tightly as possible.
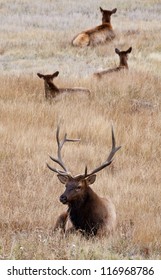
[46,81,59,92]
[68,187,103,236]
[119,57,128,69]
[102,17,111,24]
[44,80,59,98]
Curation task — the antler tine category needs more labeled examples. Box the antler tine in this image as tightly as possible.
[56,125,66,170]
[83,126,121,178]
[84,166,88,177]
[107,126,121,162]
[49,155,66,171]
[46,162,67,175]
[48,126,80,174]
[84,160,112,178]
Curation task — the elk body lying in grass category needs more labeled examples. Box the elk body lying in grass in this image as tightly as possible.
[94,47,132,78]
[37,71,90,99]
[47,126,121,237]
[72,7,117,47]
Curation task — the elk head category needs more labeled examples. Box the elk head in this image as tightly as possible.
[100,7,117,24]
[115,47,132,68]
[47,126,121,206]
[37,71,59,83]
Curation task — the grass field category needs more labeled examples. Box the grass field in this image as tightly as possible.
[0,0,161,259]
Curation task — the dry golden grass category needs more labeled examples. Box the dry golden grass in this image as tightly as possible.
[0,0,161,259]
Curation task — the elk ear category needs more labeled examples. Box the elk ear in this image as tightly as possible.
[126,47,132,53]
[111,8,117,14]
[57,175,68,184]
[53,71,59,78]
[115,48,120,55]
[86,174,96,185]
[100,7,104,13]
[37,73,44,79]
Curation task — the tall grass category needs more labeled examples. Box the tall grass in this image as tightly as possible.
[0,0,161,259]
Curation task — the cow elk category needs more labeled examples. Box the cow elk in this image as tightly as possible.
[37,71,90,99]
[72,7,117,47]
[47,126,121,237]
[94,47,132,78]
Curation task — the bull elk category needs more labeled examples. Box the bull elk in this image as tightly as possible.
[72,7,117,47]
[94,47,132,78]
[47,126,121,237]
[37,71,90,99]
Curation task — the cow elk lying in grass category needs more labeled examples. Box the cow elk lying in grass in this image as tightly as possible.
[37,71,90,99]
[47,126,121,237]
[72,7,117,47]
[94,47,132,78]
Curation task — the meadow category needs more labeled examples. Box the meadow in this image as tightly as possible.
[0,0,161,259]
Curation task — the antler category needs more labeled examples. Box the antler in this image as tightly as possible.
[47,126,80,175]
[82,126,121,178]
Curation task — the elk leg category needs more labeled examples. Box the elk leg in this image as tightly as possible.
[54,212,68,232]
[64,218,75,235]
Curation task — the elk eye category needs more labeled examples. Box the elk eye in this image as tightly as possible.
[77,185,81,190]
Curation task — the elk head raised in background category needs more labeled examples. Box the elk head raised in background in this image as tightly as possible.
[47,126,121,237]
[72,7,117,47]
[37,71,90,99]
[94,47,132,78]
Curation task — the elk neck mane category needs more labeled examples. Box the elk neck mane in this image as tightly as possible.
[67,186,103,236]
[45,80,59,92]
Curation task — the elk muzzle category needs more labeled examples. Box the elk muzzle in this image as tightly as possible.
[60,194,68,204]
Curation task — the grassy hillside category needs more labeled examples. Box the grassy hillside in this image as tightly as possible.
[0,0,161,259]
